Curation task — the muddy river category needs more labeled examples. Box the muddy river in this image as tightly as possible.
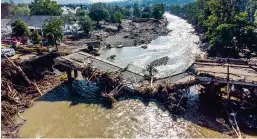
[17,13,230,138]
[17,80,229,138]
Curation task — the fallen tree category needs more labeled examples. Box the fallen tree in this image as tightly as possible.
[1,53,63,138]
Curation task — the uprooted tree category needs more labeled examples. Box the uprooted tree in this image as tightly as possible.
[142,64,158,87]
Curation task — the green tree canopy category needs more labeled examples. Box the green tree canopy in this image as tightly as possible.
[62,13,78,24]
[141,6,151,18]
[10,3,30,16]
[122,7,131,17]
[78,16,93,35]
[76,8,87,16]
[11,19,30,39]
[151,4,165,20]
[113,10,123,24]
[89,3,109,24]
[31,30,42,44]
[29,0,63,15]
[246,0,257,22]
[133,3,141,17]
[43,18,64,51]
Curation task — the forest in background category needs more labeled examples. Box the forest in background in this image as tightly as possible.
[169,0,257,58]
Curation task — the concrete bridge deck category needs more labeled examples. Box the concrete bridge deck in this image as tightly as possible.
[54,52,192,85]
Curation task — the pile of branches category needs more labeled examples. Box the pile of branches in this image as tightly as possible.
[80,63,196,114]
[1,59,40,138]
[135,80,196,114]
[199,81,257,138]
[1,54,61,138]
[81,64,123,102]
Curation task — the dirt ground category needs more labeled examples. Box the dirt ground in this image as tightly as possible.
[59,18,170,52]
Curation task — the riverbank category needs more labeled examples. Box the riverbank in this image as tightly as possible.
[102,18,170,48]
[60,18,170,52]
[1,54,65,138]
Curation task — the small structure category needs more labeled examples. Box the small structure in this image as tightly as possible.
[1,19,11,34]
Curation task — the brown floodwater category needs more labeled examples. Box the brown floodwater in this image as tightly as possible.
[16,79,230,138]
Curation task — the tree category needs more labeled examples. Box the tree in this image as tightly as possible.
[122,7,131,17]
[43,18,64,51]
[29,0,63,16]
[141,6,151,18]
[246,0,257,22]
[133,3,141,17]
[78,16,93,35]
[62,13,78,24]
[152,4,165,20]
[10,3,30,16]
[114,10,123,24]
[31,30,42,44]
[89,3,109,24]
[76,8,87,16]
[142,65,158,87]
[11,19,30,39]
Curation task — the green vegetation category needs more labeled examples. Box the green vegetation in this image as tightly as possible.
[28,0,63,15]
[9,3,30,16]
[76,8,87,17]
[43,18,64,51]
[133,3,141,17]
[246,0,257,22]
[169,0,257,58]
[143,64,158,87]
[141,6,151,18]
[151,4,165,20]
[31,30,42,44]
[89,3,109,24]
[78,16,93,35]
[62,13,78,24]
[113,10,123,24]
[11,19,30,39]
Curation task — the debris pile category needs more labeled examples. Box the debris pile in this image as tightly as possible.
[79,63,196,114]
[199,79,257,137]
[1,54,62,138]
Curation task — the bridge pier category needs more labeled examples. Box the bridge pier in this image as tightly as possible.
[66,69,79,97]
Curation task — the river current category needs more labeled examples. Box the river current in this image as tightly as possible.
[99,13,202,77]
[16,13,228,138]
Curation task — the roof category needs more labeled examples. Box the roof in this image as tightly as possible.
[1,19,11,28]
[7,15,61,27]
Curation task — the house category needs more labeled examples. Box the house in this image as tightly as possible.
[1,19,11,34]
[6,15,76,36]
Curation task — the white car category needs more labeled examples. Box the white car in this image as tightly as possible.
[117,45,123,48]
[1,48,15,57]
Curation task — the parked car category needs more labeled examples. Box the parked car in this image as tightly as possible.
[1,48,15,57]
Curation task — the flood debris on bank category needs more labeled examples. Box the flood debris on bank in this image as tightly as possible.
[1,53,63,138]
[197,75,257,138]
[76,62,196,114]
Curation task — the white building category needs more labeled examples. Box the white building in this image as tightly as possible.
[1,19,11,34]
[6,15,76,35]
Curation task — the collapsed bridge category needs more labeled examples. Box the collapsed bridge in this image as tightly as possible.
[54,51,192,87]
